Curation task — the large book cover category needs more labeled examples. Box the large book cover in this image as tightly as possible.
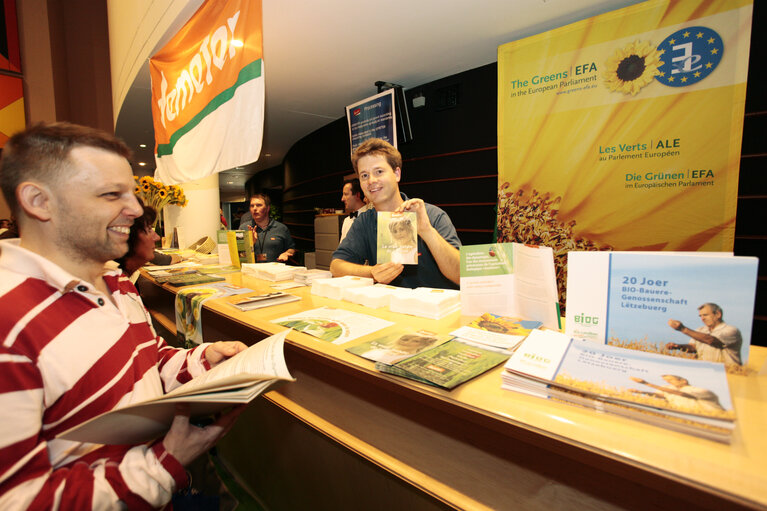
[375,339,509,389]
[346,328,451,364]
[57,331,294,445]
[504,329,735,442]
[377,211,418,264]
[565,252,758,366]
[460,243,559,329]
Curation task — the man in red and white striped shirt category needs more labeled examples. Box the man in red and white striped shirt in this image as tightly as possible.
[0,122,247,509]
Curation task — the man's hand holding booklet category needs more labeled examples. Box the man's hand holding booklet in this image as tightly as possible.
[58,330,294,445]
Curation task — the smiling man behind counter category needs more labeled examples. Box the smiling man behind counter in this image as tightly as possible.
[330,138,461,289]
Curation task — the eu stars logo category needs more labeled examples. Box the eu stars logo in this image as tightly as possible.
[655,26,723,88]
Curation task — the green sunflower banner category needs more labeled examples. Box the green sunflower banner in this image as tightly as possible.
[497,0,753,308]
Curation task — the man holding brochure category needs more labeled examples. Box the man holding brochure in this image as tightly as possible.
[331,138,461,289]
[0,123,248,509]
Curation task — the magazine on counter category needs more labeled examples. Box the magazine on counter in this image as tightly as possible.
[375,339,509,390]
[346,328,451,364]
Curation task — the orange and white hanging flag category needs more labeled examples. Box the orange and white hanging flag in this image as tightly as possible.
[150,0,264,185]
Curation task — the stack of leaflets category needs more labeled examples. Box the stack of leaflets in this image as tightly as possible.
[241,262,306,281]
[343,283,412,309]
[229,292,301,311]
[311,275,374,300]
[293,269,332,285]
[450,313,542,352]
[388,287,460,320]
[565,251,758,368]
[502,329,736,443]
[374,339,510,390]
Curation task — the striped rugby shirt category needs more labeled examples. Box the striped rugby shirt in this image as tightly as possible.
[0,240,212,509]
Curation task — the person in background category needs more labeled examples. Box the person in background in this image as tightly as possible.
[114,202,165,278]
[331,138,461,289]
[339,177,371,243]
[0,122,247,509]
[0,217,17,239]
[239,193,295,262]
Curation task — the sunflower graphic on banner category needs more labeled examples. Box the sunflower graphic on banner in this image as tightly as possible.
[496,0,753,308]
[150,0,264,185]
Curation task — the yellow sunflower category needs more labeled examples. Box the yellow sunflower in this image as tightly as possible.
[603,40,663,96]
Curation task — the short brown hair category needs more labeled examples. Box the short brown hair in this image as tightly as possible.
[0,122,132,215]
[351,138,402,174]
[250,193,271,208]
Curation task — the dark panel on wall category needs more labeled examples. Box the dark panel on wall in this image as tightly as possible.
[47,0,113,131]
[735,0,766,346]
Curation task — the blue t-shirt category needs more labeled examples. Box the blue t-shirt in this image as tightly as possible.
[246,219,295,262]
[332,193,461,289]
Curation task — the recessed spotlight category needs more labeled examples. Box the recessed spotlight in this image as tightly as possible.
[264,153,271,157]
[139,144,147,148]
[138,162,146,166]
[227,181,234,184]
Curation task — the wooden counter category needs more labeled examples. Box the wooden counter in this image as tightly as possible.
[138,271,767,511]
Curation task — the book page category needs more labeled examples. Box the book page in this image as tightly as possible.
[166,330,293,398]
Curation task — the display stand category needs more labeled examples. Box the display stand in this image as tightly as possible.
[137,271,767,511]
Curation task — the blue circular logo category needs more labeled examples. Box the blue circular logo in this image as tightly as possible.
[655,26,723,87]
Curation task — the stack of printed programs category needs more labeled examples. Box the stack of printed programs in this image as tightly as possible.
[343,283,412,309]
[293,269,332,285]
[388,287,460,320]
[502,329,736,443]
[241,262,306,281]
[311,275,374,300]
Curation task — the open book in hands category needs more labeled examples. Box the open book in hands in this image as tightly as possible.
[57,330,294,445]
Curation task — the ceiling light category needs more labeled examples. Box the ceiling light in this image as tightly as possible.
[139,144,147,148]
[138,162,146,166]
